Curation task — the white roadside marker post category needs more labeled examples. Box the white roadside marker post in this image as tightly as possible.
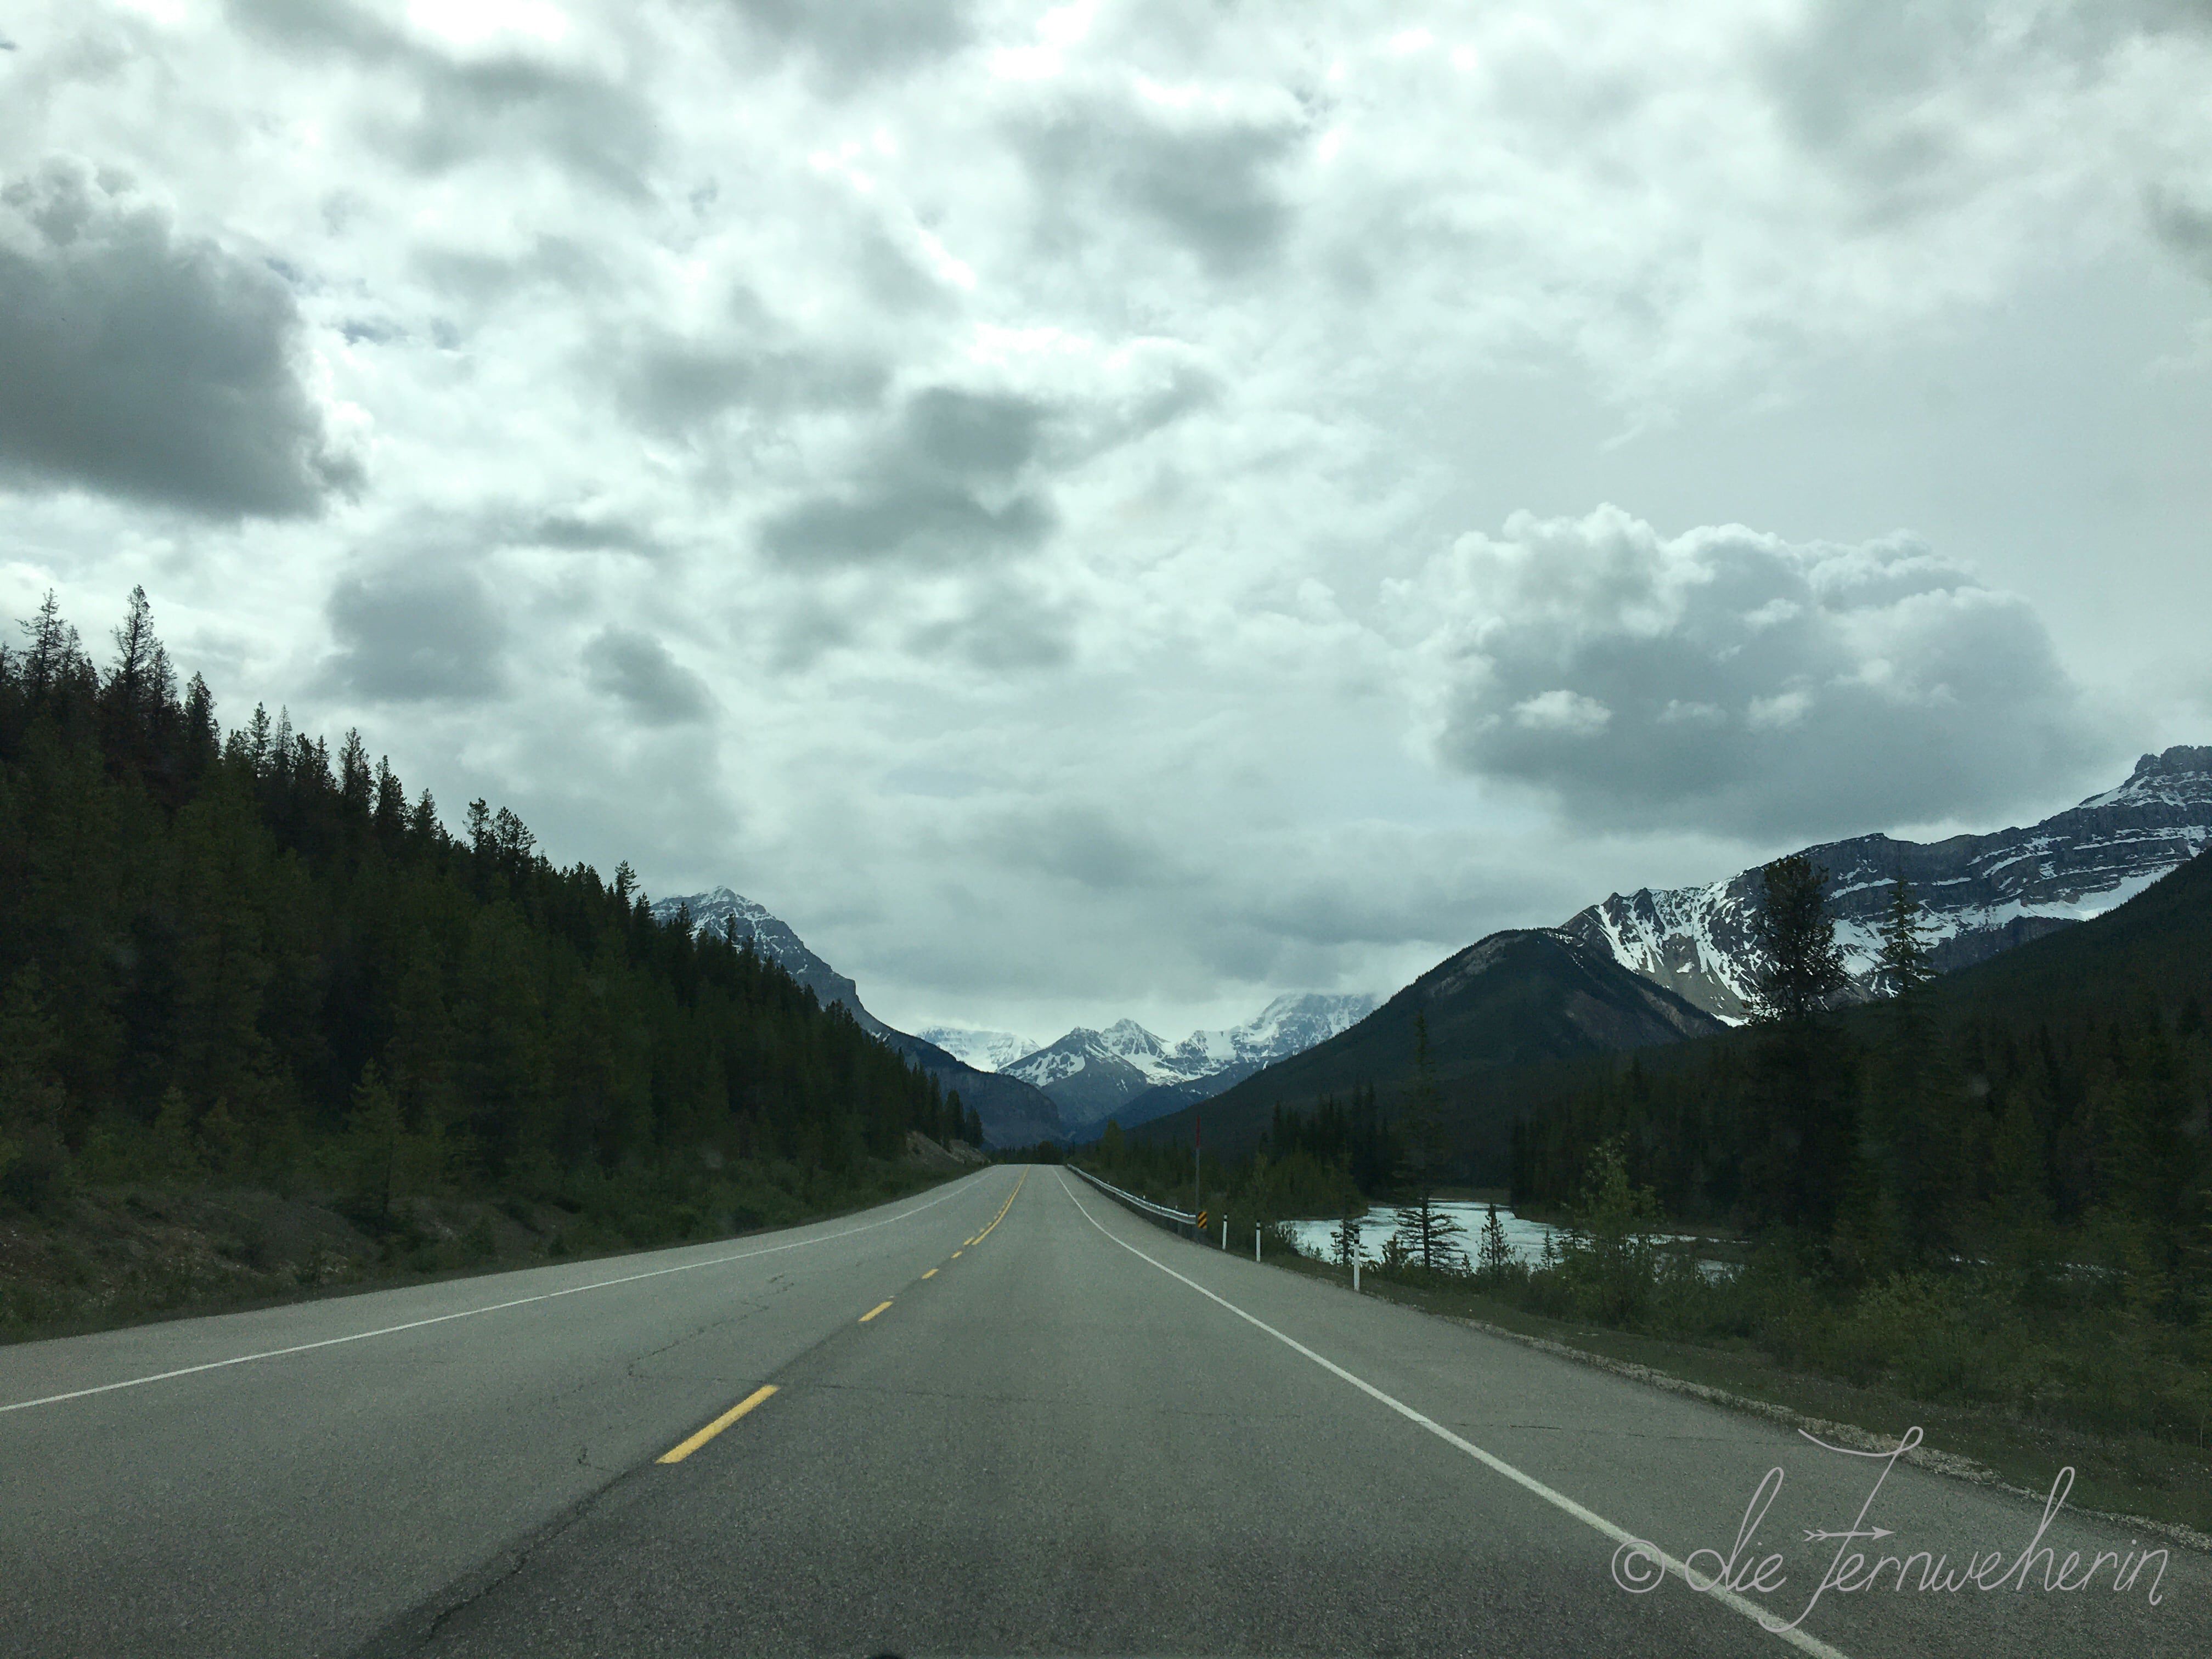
[1221,1215,1228,1250]
[1254,1223,1261,1262]
[1353,1259,1361,1293]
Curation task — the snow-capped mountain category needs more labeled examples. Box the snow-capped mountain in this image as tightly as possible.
[653,888,888,1036]
[911,1026,1041,1074]
[1000,1022,1172,1128]
[648,888,1063,1146]
[1008,993,1379,1134]
[1560,745,2212,1023]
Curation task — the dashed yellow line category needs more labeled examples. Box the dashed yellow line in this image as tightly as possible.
[967,1169,1027,1247]
[860,1300,894,1323]
[922,1268,938,1279]
[951,1250,962,1258]
[657,1384,777,1464]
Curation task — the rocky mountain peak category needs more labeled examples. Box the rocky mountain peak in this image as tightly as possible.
[1560,744,2212,1022]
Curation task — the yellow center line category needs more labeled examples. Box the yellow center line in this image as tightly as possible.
[921,1268,938,1278]
[951,1250,962,1257]
[657,1384,777,1464]
[860,1299,894,1323]
[968,1169,1028,1245]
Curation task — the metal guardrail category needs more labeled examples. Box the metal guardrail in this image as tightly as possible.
[1067,1165,1200,1235]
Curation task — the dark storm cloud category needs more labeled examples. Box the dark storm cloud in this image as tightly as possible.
[1764,3,2212,225]
[519,511,656,554]
[582,627,714,724]
[994,804,1177,892]
[2149,187,2212,284]
[617,338,888,432]
[763,485,1054,567]
[413,236,611,306]
[726,0,975,87]
[906,580,1073,671]
[760,387,1056,568]
[1421,507,2101,839]
[0,161,358,518]
[324,566,507,702]
[904,386,1044,476]
[1015,96,1304,277]
[230,0,658,193]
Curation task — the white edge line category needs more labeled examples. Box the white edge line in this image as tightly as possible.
[1,1170,1001,1416]
[1054,1170,1852,1659]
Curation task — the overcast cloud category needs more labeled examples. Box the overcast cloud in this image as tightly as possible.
[1406,506,2101,839]
[2,1,2208,1040]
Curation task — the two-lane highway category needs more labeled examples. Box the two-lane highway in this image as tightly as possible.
[6,1166,2206,1656]
[1,1170,1013,1657]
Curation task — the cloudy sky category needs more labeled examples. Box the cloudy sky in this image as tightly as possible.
[3,1,2209,1044]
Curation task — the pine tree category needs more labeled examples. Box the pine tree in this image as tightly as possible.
[1478,1201,1514,1280]
[1744,854,1857,1231]
[1869,878,1957,1260]
[1750,855,1850,1025]
[19,590,74,694]
[1330,1204,1363,1272]
[338,729,373,818]
[0,968,70,1210]
[346,1062,406,1223]
[1396,1012,1467,1271]
[372,757,405,837]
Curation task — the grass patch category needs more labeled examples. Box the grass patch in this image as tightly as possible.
[0,1156,967,1346]
[1267,1247,2212,1539]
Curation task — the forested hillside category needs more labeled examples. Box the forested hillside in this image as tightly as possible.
[1133,927,1720,1169]
[1513,850,2212,1284]
[0,590,974,1326]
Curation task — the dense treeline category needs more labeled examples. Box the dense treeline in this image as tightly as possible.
[1470,854,2212,1452]
[0,589,968,1231]
[1267,1084,1400,1195]
[1511,855,2212,1309]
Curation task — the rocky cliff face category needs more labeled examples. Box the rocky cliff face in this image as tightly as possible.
[1560,746,2212,1022]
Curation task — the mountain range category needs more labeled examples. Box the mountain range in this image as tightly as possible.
[1134,744,2212,1168]
[651,745,2211,1155]
[647,889,1064,1148]
[1133,928,1726,1164]
[1560,744,2212,1022]
[912,1026,1041,1074]
[997,993,1379,1138]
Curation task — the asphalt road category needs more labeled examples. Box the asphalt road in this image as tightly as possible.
[4,1165,2205,1657]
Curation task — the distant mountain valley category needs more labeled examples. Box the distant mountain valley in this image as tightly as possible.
[996,995,1380,1139]
[654,744,2211,1150]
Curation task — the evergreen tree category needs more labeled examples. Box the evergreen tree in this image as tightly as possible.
[1477,1201,1514,1280]
[1330,1204,1363,1272]
[1396,1012,1467,1271]
[1868,878,1957,1260]
[346,1062,406,1222]
[1749,855,1850,1025]
[0,968,70,1210]
[1743,855,1857,1232]
[1,588,970,1243]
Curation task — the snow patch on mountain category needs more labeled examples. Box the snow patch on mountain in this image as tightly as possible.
[1007,992,1380,1131]
[649,887,885,1035]
[1562,745,2212,1023]
[911,1026,1041,1074]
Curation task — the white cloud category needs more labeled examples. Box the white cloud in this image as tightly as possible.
[1402,505,2105,837]
[1,0,2205,1036]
